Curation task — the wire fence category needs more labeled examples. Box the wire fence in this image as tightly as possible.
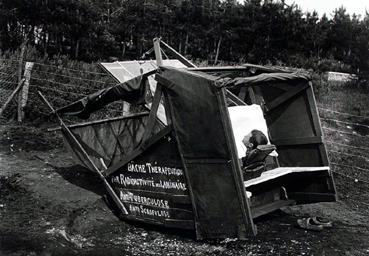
[0,59,122,123]
[318,106,369,119]
[0,60,20,120]
[318,105,369,207]
[2,58,369,191]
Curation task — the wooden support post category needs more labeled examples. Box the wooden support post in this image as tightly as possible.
[141,85,162,144]
[159,39,197,68]
[17,62,34,122]
[17,43,26,122]
[38,91,129,216]
[153,38,163,67]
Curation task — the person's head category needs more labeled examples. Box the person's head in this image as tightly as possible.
[242,129,268,151]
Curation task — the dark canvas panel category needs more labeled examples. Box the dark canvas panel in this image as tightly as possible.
[62,115,161,172]
[158,67,255,239]
[107,132,194,226]
[57,75,151,119]
[276,145,323,167]
[267,93,315,139]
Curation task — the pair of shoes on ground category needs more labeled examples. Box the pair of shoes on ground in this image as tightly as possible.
[297,216,333,231]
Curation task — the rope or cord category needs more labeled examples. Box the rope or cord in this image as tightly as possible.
[325,141,369,151]
[328,150,369,161]
[34,84,86,97]
[33,62,109,76]
[31,76,96,92]
[32,69,115,86]
[319,107,369,119]
[322,127,368,138]
[321,117,369,130]
[330,162,369,173]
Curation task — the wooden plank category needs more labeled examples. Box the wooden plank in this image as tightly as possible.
[105,125,173,176]
[160,82,200,237]
[38,91,129,216]
[305,84,330,166]
[153,38,164,67]
[272,136,323,146]
[226,90,247,106]
[252,200,296,218]
[249,187,281,208]
[185,158,229,164]
[106,120,126,155]
[141,85,163,144]
[253,86,264,106]
[164,219,195,229]
[242,63,290,73]
[305,83,322,136]
[269,82,294,92]
[159,39,197,68]
[47,112,149,132]
[188,66,249,72]
[238,87,247,102]
[218,87,257,236]
[17,42,26,122]
[244,167,330,187]
[187,64,288,73]
[319,144,329,166]
[265,83,310,113]
[18,62,34,122]
[162,90,172,126]
[288,192,337,202]
[226,97,237,106]
[157,73,247,108]
[248,87,257,104]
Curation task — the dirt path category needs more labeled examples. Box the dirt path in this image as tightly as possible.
[1,124,369,255]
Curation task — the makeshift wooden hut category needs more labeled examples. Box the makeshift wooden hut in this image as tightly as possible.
[41,39,337,240]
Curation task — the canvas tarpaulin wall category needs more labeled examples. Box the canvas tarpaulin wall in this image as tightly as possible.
[56,75,151,119]
[62,114,161,171]
[156,67,255,239]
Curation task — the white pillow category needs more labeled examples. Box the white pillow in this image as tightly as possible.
[228,105,278,158]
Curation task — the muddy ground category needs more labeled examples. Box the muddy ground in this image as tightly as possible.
[1,123,369,256]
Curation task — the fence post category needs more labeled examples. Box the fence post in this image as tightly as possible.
[17,62,34,122]
[17,43,26,122]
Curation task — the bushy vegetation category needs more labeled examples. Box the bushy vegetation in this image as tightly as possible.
[0,0,368,75]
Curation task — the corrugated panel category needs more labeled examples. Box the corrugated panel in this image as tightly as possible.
[100,60,186,125]
[100,60,186,83]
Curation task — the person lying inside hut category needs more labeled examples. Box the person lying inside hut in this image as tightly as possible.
[241,129,276,179]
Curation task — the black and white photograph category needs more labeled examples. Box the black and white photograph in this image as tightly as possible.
[0,0,368,255]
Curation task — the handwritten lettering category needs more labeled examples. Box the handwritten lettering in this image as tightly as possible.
[129,204,170,218]
[127,163,183,176]
[120,191,169,209]
[111,175,187,191]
